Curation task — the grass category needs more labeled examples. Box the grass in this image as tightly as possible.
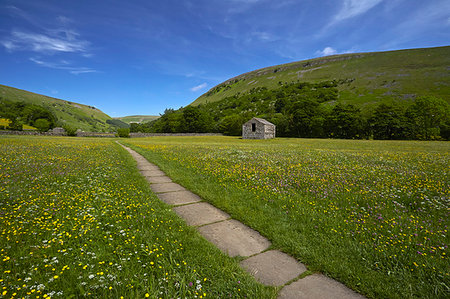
[192,46,450,111]
[123,136,449,299]
[113,115,160,124]
[0,136,276,298]
[0,85,112,132]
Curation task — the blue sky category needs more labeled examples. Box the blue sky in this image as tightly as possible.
[1,0,449,117]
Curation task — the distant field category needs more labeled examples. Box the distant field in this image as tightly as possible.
[114,115,160,124]
[0,136,275,298]
[124,136,450,299]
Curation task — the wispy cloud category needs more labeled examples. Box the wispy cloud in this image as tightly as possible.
[190,83,208,92]
[2,30,89,54]
[316,46,337,56]
[333,0,383,23]
[30,58,97,75]
[315,46,355,57]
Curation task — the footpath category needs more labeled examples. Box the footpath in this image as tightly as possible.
[119,143,365,299]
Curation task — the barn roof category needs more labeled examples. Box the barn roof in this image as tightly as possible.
[245,117,275,126]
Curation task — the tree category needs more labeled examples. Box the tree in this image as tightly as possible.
[180,106,212,133]
[34,118,51,132]
[406,96,450,140]
[326,103,365,139]
[116,128,130,138]
[218,114,244,136]
[369,103,408,139]
[287,99,326,138]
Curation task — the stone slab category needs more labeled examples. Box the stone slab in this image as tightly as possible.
[137,164,160,171]
[146,176,172,184]
[150,182,186,193]
[278,274,365,299]
[198,219,270,257]
[172,202,230,226]
[141,170,166,177]
[157,191,202,206]
[240,250,306,286]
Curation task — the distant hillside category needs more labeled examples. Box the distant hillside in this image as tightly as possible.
[114,115,160,124]
[192,46,450,109]
[0,85,115,132]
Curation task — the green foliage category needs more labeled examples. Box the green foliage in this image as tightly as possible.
[326,103,365,139]
[180,106,212,133]
[63,125,78,136]
[369,103,408,139]
[34,118,51,132]
[117,128,130,138]
[0,98,55,130]
[405,96,450,140]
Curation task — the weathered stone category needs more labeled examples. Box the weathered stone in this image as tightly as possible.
[240,250,306,286]
[173,202,229,226]
[150,182,186,193]
[141,170,166,177]
[278,274,365,299]
[137,164,160,171]
[145,176,172,184]
[198,219,270,257]
[157,191,202,206]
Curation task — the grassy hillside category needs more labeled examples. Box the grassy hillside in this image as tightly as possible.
[192,46,450,110]
[114,115,160,124]
[0,84,114,132]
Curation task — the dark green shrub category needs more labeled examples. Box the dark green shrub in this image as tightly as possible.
[64,125,77,136]
[117,128,130,138]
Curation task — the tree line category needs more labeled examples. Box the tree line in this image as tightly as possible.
[133,81,449,140]
[0,98,57,132]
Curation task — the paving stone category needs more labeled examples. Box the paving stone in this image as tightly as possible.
[145,176,172,184]
[137,164,160,171]
[198,219,270,257]
[141,169,166,177]
[240,250,306,286]
[157,191,202,206]
[150,182,186,193]
[173,202,230,226]
[278,274,365,299]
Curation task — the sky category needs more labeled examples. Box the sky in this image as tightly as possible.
[1,0,449,117]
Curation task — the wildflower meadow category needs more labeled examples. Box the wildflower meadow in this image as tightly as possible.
[124,136,449,299]
[0,136,275,298]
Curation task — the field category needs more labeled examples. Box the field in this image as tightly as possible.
[122,136,449,299]
[0,136,275,298]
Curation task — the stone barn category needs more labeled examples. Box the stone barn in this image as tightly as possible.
[242,117,276,139]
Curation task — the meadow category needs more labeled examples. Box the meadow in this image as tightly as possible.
[123,136,449,299]
[0,136,275,298]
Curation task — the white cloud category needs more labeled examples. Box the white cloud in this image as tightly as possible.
[2,30,89,54]
[316,46,337,56]
[30,58,97,75]
[333,0,383,23]
[334,0,383,21]
[190,83,208,92]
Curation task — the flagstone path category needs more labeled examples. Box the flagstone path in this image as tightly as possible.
[119,143,365,299]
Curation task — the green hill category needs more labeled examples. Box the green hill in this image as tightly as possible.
[0,84,115,132]
[192,46,450,109]
[114,115,160,124]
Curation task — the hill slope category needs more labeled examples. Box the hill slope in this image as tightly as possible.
[0,84,114,132]
[114,115,160,124]
[192,46,450,109]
